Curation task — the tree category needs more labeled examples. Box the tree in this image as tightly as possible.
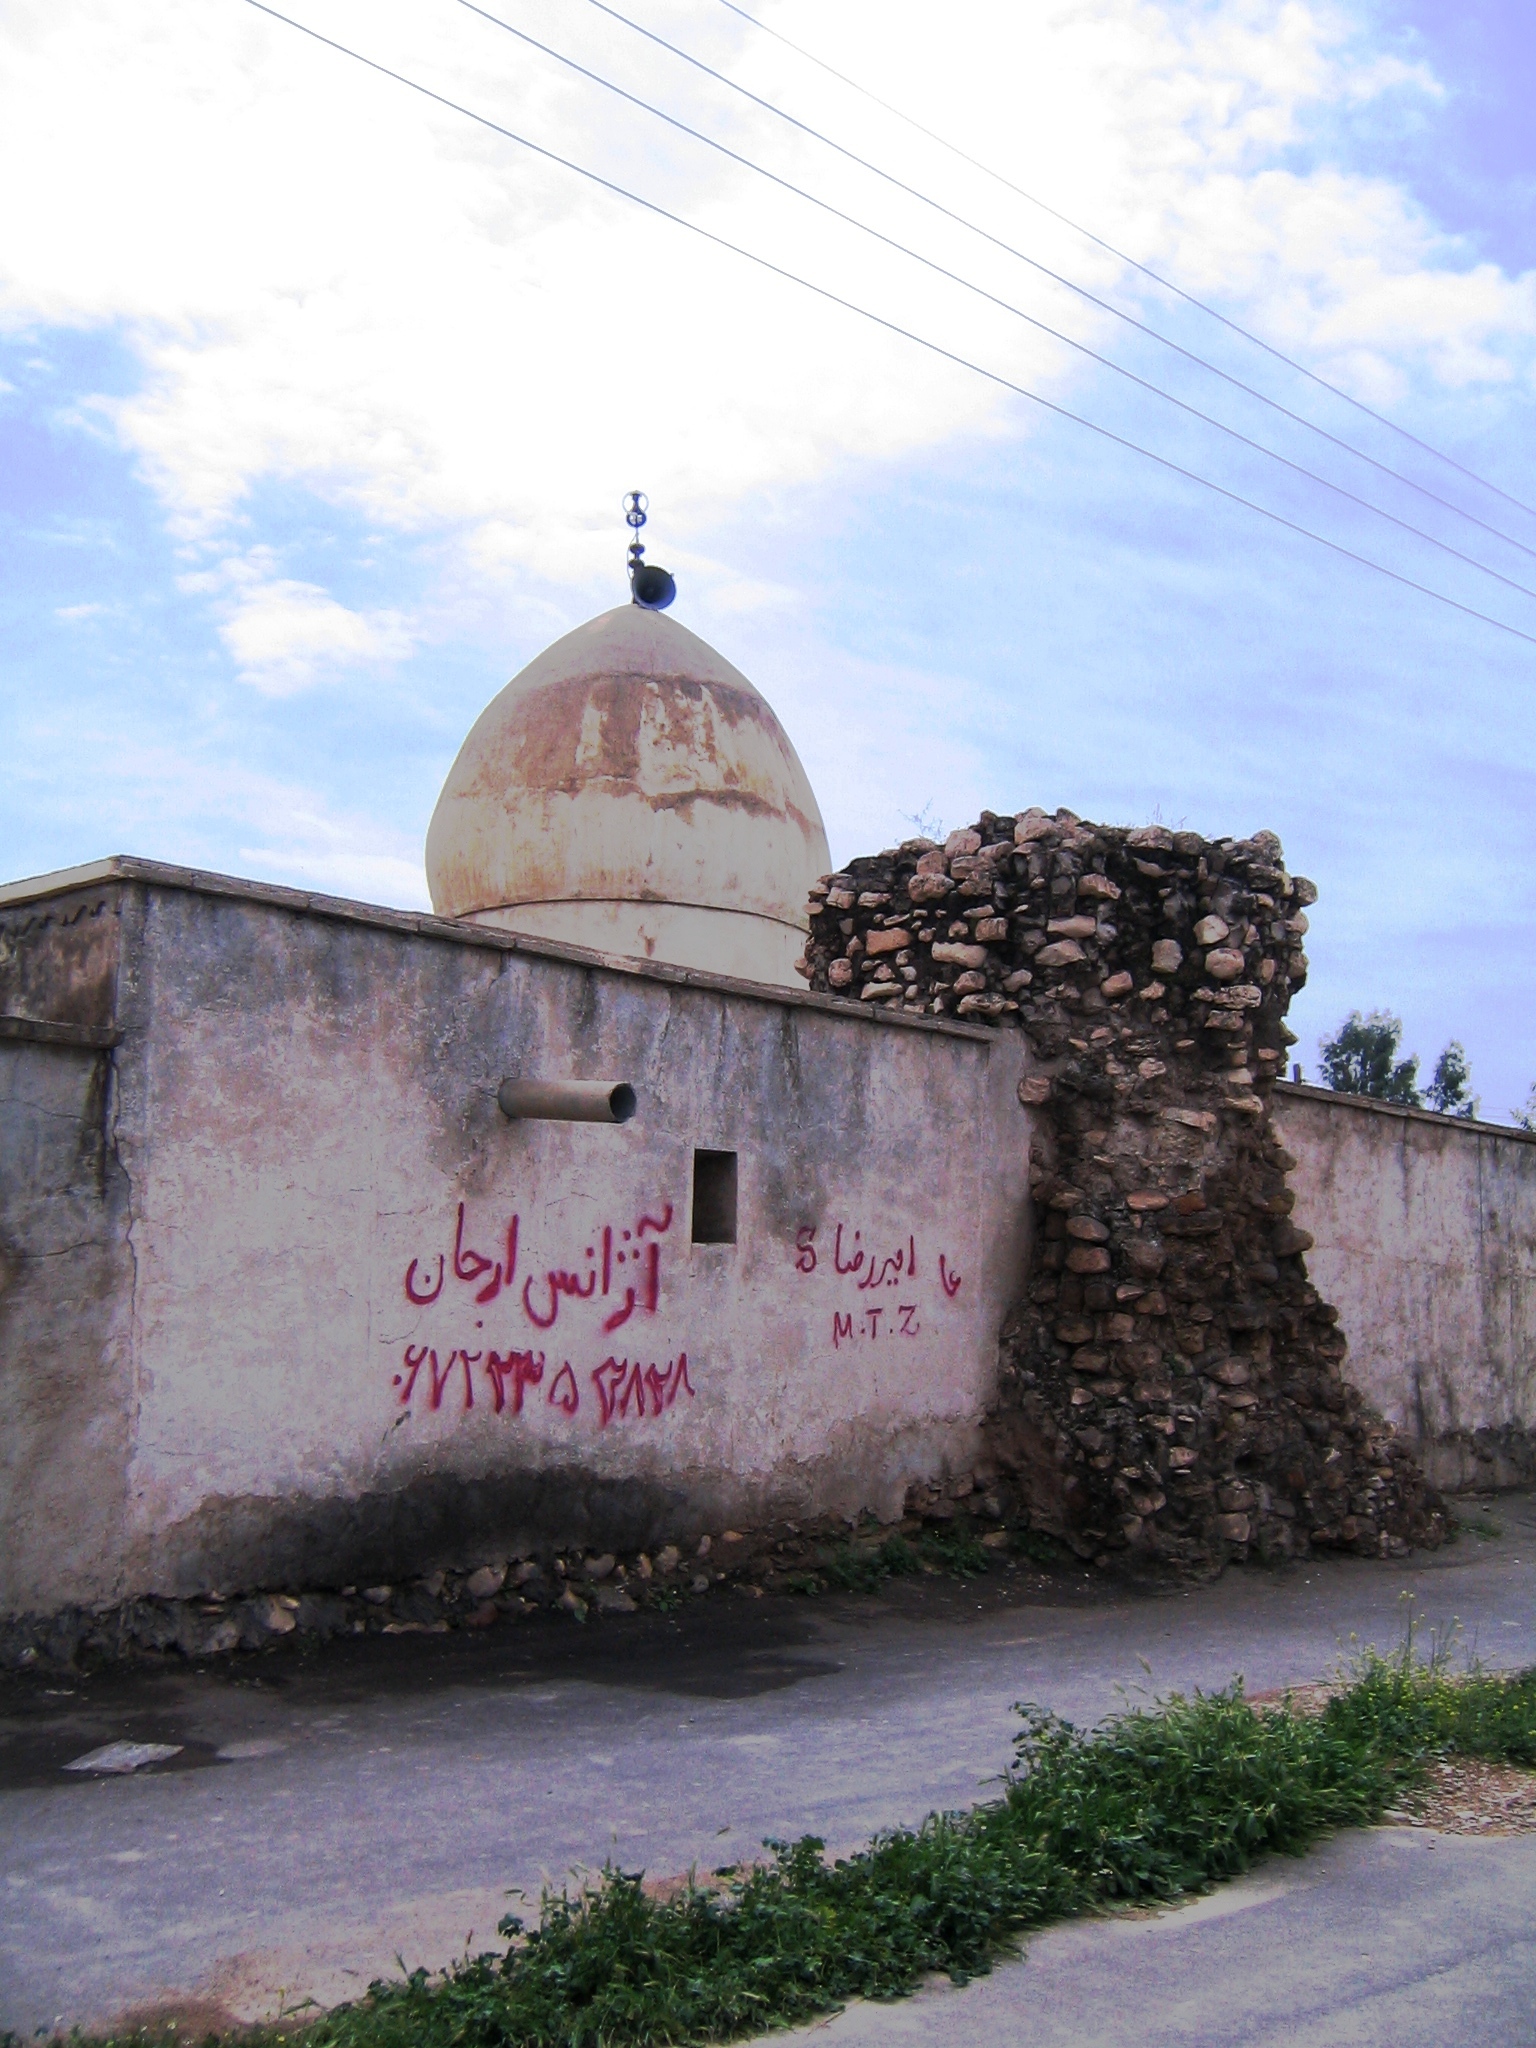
[1514,1085,1536,1135]
[1426,1041,1478,1120]
[1318,1011,1421,1105]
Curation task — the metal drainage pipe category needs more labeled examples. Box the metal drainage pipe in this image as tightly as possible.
[497,1078,637,1124]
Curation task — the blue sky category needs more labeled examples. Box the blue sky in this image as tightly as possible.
[2,0,1533,1117]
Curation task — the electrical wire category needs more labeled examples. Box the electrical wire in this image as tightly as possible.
[716,0,1536,526]
[454,0,1536,609]
[589,0,1536,566]
[236,0,1536,650]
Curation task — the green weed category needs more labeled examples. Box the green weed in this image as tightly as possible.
[820,1535,922,1592]
[787,1527,990,1595]
[915,1526,991,1578]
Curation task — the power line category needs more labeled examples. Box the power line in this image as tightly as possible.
[236,0,1536,651]
[715,0,1536,527]
[594,0,1536,569]
[455,0,1536,609]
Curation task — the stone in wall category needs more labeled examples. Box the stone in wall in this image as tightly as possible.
[799,808,1446,1570]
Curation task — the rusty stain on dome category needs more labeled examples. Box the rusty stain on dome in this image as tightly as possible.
[425,606,830,987]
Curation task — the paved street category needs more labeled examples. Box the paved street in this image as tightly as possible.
[770,1830,1536,2048]
[3,1494,1534,2039]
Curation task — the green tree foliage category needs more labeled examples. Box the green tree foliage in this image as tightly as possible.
[1318,1011,1421,1105]
[1426,1041,1477,1119]
[1513,1085,1536,1134]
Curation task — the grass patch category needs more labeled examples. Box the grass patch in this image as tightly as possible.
[915,1526,991,1578]
[792,1527,992,1596]
[820,1535,922,1592]
[37,1650,1536,2048]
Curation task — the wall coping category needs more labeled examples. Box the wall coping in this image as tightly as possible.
[0,855,999,1045]
[1275,1078,1536,1148]
[0,1015,120,1051]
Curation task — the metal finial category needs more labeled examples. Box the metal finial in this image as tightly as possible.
[622,490,676,610]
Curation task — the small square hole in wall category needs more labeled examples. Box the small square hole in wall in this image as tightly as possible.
[692,1150,738,1244]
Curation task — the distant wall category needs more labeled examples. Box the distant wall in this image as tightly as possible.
[1276,1083,1536,1491]
[0,861,1033,1618]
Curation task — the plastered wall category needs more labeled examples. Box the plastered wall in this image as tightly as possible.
[0,864,1032,1615]
[1276,1083,1536,1489]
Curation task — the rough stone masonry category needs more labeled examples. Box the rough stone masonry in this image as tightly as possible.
[799,807,1447,1571]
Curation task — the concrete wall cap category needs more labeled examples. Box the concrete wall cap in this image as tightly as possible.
[1276,1079,1536,1148]
[0,856,997,1043]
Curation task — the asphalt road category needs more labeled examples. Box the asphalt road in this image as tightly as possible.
[769,1830,1536,2048]
[3,1494,1533,2038]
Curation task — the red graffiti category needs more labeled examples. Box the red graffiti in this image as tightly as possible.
[394,1344,477,1411]
[523,1263,596,1329]
[591,1352,694,1426]
[511,1201,676,1333]
[404,1255,444,1305]
[831,1304,924,1346]
[485,1348,544,1415]
[548,1363,580,1415]
[803,1220,959,1316]
[396,1343,431,1400]
[391,1344,694,1424]
[858,1235,917,1291]
[394,1198,686,1425]
[833,1224,864,1275]
[602,1239,660,1333]
[403,1208,518,1308]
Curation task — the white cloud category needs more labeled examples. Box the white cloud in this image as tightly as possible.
[184,553,417,695]
[218,768,433,908]
[234,832,431,908]
[10,727,435,908]
[0,0,1529,590]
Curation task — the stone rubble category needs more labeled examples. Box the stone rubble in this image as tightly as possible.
[799,807,1446,1571]
[0,1491,1016,1672]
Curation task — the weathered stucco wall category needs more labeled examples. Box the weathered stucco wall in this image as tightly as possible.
[1276,1083,1536,1490]
[0,861,1032,1617]
[0,885,138,1621]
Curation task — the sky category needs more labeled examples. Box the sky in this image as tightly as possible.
[2,0,1533,1118]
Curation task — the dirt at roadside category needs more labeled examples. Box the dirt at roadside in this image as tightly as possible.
[1389,1755,1536,1835]
[1248,1680,1536,1836]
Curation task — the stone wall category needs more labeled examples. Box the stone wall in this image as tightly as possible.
[800,809,1446,1568]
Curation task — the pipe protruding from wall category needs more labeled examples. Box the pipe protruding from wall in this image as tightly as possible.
[497,1078,637,1124]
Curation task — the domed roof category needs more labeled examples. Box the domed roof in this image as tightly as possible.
[425,605,830,985]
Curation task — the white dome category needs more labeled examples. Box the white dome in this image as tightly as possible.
[425,606,830,985]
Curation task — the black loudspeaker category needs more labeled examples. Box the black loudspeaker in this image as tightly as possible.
[630,562,676,610]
